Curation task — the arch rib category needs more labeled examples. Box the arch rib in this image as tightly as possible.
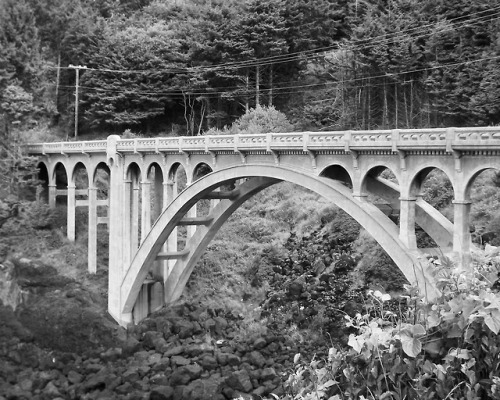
[117,165,439,326]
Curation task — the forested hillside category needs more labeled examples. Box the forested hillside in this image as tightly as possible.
[1,0,499,138]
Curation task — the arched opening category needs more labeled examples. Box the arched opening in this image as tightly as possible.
[53,162,68,206]
[169,163,189,250]
[73,162,89,241]
[410,167,454,251]
[320,165,352,188]
[362,166,400,222]
[357,166,406,291]
[126,162,142,251]
[147,163,164,224]
[36,162,49,203]
[465,168,500,247]
[93,163,111,267]
[193,163,213,217]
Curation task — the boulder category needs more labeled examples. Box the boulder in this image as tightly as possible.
[169,364,202,386]
[261,367,278,382]
[143,331,167,351]
[150,385,174,400]
[43,381,62,398]
[199,355,218,370]
[183,377,224,400]
[163,345,184,357]
[225,370,253,393]
[171,355,190,366]
[67,370,83,384]
[247,351,266,368]
[252,338,267,350]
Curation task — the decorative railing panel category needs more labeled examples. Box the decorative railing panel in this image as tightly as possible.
[25,127,500,157]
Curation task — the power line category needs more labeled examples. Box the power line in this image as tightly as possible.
[52,53,500,100]
[46,5,500,76]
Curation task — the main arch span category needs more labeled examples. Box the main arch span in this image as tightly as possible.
[26,127,500,326]
[117,165,438,326]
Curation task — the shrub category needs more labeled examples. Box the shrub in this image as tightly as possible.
[279,255,500,399]
[205,105,294,135]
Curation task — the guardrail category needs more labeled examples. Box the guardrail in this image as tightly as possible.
[25,127,500,156]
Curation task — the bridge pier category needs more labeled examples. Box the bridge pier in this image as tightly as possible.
[141,180,151,244]
[67,183,76,242]
[453,200,472,267]
[399,197,417,250]
[88,186,98,274]
[48,184,57,208]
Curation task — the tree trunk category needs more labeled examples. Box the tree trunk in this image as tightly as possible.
[55,51,61,114]
[268,64,273,106]
[255,64,260,107]
[245,68,249,112]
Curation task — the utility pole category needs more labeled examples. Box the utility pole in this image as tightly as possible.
[68,64,87,138]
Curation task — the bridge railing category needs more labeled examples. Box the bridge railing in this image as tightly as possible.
[25,127,500,156]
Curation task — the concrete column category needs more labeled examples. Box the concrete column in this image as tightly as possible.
[67,183,76,242]
[48,184,57,208]
[123,180,132,268]
[399,197,417,250]
[141,180,151,244]
[88,186,98,274]
[165,180,177,287]
[453,200,472,269]
[107,142,131,326]
[186,205,197,239]
[131,182,140,251]
[185,175,196,240]
[132,281,150,324]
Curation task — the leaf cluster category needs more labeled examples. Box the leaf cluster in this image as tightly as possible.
[279,255,500,399]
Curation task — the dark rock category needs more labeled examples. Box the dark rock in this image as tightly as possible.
[226,353,241,366]
[173,319,195,339]
[115,382,133,395]
[122,337,141,357]
[171,355,190,366]
[183,377,224,400]
[226,370,253,393]
[155,320,173,337]
[184,344,206,357]
[169,364,202,386]
[204,318,216,333]
[147,353,162,366]
[81,373,107,392]
[122,367,140,383]
[149,385,174,400]
[43,381,62,398]
[143,331,166,351]
[252,337,267,350]
[253,386,267,397]
[149,374,170,386]
[100,347,122,362]
[199,355,218,370]
[213,317,228,335]
[163,345,183,357]
[247,351,266,368]
[261,367,277,382]
[67,370,83,384]
[287,281,303,297]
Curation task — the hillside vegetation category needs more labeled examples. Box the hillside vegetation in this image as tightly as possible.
[1,0,500,139]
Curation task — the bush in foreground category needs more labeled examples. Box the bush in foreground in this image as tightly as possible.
[277,255,500,399]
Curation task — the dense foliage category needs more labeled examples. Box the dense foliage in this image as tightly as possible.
[279,255,500,400]
[1,0,499,137]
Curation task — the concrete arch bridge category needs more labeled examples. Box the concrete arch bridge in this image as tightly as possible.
[26,127,500,326]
